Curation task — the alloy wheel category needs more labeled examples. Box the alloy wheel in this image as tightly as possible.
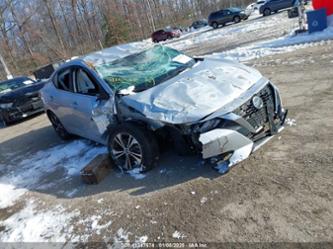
[110,132,143,170]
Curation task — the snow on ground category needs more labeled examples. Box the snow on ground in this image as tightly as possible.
[127,168,146,180]
[0,140,106,209]
[168,12,293,51]
[1,200,79,242]
[209,27,333,62]
[172,230,186,239]
[0,140,107,241]
[286,118,297,127]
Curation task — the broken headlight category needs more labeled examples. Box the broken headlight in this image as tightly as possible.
[193,119,221,133]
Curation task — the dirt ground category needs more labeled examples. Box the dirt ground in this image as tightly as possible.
[0,15,333,244]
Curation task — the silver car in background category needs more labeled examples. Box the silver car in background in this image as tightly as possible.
[41,45,287,172]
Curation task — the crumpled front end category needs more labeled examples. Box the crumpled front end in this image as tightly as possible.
[197,82,287,170]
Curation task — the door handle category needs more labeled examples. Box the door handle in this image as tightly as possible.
[50,95,54,101]
[72,101,78,106]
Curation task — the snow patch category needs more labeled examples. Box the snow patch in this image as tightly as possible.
[209,27,333,62]
[286,118,297,127]
[78,215,112,236]
[172,231,186,239]
[200,197,208,204]
[136,235,148,243]
[0,183,26,209]
[127,168,146,180]
[114,228,130,243]
[0,201,79,242]
[0,140,106,209]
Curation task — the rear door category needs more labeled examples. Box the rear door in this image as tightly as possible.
[269,0,282,11]
[281,0,294,9]
[224,10,234,23]
[50,68,78,134]
[216,11,225,24]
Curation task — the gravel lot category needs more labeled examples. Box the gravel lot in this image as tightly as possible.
[0,11,332,244]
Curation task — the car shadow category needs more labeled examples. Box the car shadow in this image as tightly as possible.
[0,122,221,200]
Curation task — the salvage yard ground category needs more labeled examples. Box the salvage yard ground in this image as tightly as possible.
[0,11,333,243]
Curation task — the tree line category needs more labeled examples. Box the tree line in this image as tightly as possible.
[0,0,252,80]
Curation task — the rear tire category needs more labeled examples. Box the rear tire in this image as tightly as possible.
[263,8,271,16]
[47,111,72,140]
[108,123,159,172]
[233,16,241,23]
[212,22,219,29]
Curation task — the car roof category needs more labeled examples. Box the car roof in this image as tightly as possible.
[54,43,153,71]
[228,7,241,11]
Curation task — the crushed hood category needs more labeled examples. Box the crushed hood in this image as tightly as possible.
[122,58,263,124]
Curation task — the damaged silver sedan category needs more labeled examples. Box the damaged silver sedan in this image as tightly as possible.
[41,45,287,172]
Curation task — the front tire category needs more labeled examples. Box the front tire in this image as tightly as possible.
[48,111,72,140]
[212,22,219,29]
[263,8,271,16]
[108,123,159,172]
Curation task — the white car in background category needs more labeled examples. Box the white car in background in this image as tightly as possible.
[245,3,256,16]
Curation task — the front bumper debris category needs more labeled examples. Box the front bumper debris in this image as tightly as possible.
[199,126,285,171]
[198,82,287,172]
[199,128,254,165]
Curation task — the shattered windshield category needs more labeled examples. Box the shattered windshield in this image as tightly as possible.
[0,77,35,94]
[94,46,195,93]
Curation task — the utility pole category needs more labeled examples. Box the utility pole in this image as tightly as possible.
[0,52,13,79]
[146,0,156,31]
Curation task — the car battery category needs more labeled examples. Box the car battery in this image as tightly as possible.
[80,154,112,184]
[307,8,328,33]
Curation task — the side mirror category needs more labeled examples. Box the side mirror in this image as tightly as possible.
[97,90,110,101]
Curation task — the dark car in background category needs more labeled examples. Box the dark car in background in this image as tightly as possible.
[190,19,208,29]
[208,8,248,29]
[152,28,181,43]
[0,77,46,126]
[259,0,295,16]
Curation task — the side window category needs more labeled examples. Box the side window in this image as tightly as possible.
[57,69,74,92]
[75,69,99,96]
